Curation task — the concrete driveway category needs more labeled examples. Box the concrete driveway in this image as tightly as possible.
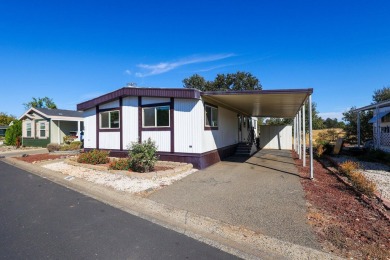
[149,149,320,249]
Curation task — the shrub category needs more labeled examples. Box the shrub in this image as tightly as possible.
[77,149,109,165]
[60,141,82,151]
[349,171,377,197]
[63,135,77,144]
[47,143,60,152]
[109,158,130,170]
[339,160,360,176]
[315,144,325,157]
[128,138,158,173]
[5,120,22,146]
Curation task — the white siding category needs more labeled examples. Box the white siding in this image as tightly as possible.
[99,132,120,149]
[201,102,239,153]
[260,125,292,150]
[122,97,139,149]
[142,97,170,105]
[83,108,96,149]
[142,131,170,152]
[99,100,119,110]
[174,99,203,153]
[50,120,59,143]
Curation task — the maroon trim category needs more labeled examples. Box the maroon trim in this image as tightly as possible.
[170,98,174,153]
[99,129,120,132]
[95,106,99,149]
[205,126,219,130]
[201,88,313,96]
[138,96,142,143]
[77,87,201,111]
[119,98,123,150]
[141,102,171,108]
[141,127,170,131]
[84,143,238,169]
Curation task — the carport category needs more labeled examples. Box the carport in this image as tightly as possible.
[201,88,314,178]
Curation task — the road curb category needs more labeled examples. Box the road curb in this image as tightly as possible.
[2,157,341,260]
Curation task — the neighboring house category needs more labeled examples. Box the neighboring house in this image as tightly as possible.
[77,87,312,169]
[19,107,84,147]
[354,99,390,152]
[0,125,8,137]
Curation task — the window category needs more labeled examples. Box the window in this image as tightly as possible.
[40,122,46,137]
[143,106,170,127]
[26,122,31,137]
[100,110,120,129]
[205,105,218,127]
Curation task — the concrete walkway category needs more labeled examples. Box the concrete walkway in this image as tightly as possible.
[149,149,320,249]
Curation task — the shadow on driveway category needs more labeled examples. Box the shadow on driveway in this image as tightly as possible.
[148,149,320,249]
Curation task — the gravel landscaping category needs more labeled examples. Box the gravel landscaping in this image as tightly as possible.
[330,155,390,201]
[43,161,197,194]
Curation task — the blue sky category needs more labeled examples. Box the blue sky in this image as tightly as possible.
[1,0,389,121]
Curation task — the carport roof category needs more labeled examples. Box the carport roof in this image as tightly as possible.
[202,89,313,118]
[77,87,313,118]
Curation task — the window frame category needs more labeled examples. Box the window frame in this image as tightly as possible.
[39,122,46,138]
[204,104,218,130]
[142,105,170,128]
[26,122,32,137]
[99,110,120,129]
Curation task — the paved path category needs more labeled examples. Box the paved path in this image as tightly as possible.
[0,161,238,259]
[149,149,320,249]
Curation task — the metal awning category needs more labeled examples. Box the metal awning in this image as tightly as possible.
[201,89,313,117]
[368,111,390,123]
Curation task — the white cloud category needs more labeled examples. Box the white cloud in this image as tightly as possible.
[124,69,132,75]
[134,53,235,77]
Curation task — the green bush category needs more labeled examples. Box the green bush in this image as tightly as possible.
[109,158,130,170]
[5,120,22,146]
[47,143,60,152]
[128,138,158,173]
[77,149,109,165]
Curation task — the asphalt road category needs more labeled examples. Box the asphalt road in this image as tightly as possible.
[0,161,239,260]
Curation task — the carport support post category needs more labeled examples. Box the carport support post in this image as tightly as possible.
[357,111,361,148]
[309,95,314,179]
[294,116,297,151]
[298,110,302,160]
[302,104,306,167]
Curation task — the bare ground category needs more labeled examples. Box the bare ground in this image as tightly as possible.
[293,152,390,259]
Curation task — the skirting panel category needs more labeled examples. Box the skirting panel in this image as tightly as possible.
[83,143,238,169]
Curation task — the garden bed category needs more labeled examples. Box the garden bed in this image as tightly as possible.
[293,152,390,259]
[14,153,67,163]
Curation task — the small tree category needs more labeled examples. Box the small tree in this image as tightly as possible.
[0,112,16,126]
[342,107,372,143]
[5,120,22,146]
[128,138,158,173]
[372,86,390,103]
[23,97,57,110]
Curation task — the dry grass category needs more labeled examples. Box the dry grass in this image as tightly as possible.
[339,160,360,176]
[306,128,345,145]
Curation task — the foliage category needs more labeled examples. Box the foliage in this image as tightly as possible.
[77,149,109,165]
[109,158,130,170]
[339,160,376,197]
[349,171,377,197]
[0,112,16,126]
[128,138,158,173]
[47,143,61,152]
[60,141,82,151]
[5,120,22,146]
[183,71,262,91]
[372,86,390,103]
[323,118,345,129]
[23,97,57,110]
[342,107,372,143]
[339,160,360,176]
[63,135,77,144]
[265,118,292,125]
